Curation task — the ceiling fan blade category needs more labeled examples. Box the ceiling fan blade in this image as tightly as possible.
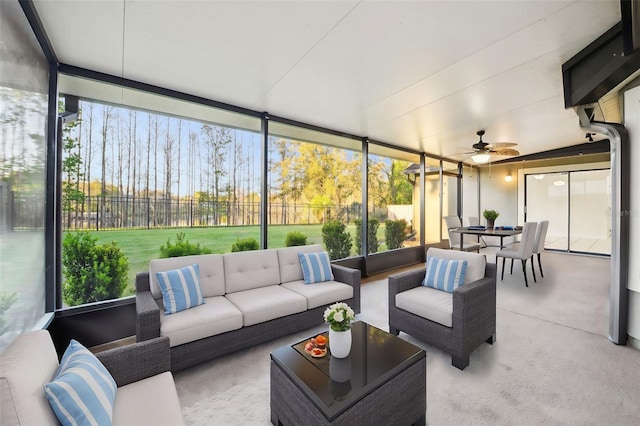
[486,142,517,149]
[492,148,520,156]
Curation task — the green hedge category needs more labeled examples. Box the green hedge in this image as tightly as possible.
[384,219,407,250]
[62,231,129,306]
[354,218,380,254]
[231,237,259,252]
[321,220,352,260]
[159,232,212,258]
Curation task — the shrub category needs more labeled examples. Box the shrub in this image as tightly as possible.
[160,232,212,258]
[62,231,129,306]
[354,218,380,254]
[384,219,407,250]
[231,237,259,252]
[322,220,352,260]
[285,231,307,247]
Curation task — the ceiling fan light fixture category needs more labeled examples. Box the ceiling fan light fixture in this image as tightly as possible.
[471,153,491,163]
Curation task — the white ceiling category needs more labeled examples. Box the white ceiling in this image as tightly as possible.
[32,0,623,160]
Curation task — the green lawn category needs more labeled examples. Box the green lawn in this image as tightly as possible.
[69,224,372,296]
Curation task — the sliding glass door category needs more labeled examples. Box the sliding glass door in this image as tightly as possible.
[525,168,610,255]
[568,169,611,254]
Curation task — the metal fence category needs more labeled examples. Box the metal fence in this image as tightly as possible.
[46,195,365,231]
[1,187,44,232]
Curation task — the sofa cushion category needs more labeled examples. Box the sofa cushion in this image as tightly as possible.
[426,247,486,284]
[150,254,225,300]
[0,330,60,425]
[422,257,467,293]
[155,264,205,314]
[277,244,323,283]
[395,286,453,327]
[112,372,183,425]
[159,296,243,347]
[281,280,353,309]
[225,286,307,326]
[223,249,280,293]
[44,339,117,426]
[299,251,334,284]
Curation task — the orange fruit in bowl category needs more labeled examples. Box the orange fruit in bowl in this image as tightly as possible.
[315,335,327,348]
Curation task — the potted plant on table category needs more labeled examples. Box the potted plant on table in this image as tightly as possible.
[324,302,356,358]
[483,209,499,229]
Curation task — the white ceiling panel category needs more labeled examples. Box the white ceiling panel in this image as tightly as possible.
[31,0,623,162]
[258,1,570,123]
[121,0,359,107]
[34,0,125,76]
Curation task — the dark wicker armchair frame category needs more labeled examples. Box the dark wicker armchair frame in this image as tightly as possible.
[388,263,496,370]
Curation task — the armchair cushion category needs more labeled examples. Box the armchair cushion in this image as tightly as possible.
[155,264,205,314]
[395,286,453,327]
[299,252,334,284]
[112,372,183,425]
[422,257,467,293]
[44,340,117,426]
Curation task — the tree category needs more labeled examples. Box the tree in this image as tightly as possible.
[61,114,85,228]
[202,124,231,224]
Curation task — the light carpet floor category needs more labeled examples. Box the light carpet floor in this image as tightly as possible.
[174,251,640,425]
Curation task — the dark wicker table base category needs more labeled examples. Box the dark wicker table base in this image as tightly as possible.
[270,357,426,425]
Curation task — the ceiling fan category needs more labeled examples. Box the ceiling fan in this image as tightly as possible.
[452,130,519,164]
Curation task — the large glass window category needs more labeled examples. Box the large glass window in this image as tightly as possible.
[58,75,261,308]
[368,145,420,253]
[526,172,568,250]
[0,1,50,349]
[267,122,361,258]
[569,169,611,254]
[525,168,610,255]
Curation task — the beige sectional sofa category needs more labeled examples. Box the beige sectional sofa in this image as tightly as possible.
[0,330,183,425]
[136,244,361,371]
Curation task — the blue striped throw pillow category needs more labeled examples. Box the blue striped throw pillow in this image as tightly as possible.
[299,252,334,284]
[155,264,205,314]
[44,339,117,426]
[422,257,468,293]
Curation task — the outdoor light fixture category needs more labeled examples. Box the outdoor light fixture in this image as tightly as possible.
[504,172,513,182]
[471,153,491,164]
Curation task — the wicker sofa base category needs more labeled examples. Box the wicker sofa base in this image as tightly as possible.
[270,353,426,425]
[169,298,357,371]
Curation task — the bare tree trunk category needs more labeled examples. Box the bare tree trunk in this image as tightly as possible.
[83,103,94,229]
[176,119,182,226]
[100,106,113,229]
[164,117,173,226]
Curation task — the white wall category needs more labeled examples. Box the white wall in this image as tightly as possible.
[478,164,519,227]
[624,84,640,349]
[462,165,479,220]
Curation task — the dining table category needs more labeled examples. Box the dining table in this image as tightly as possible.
[450,226,523,251]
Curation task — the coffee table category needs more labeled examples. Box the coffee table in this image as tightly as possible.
[270,321,426,425]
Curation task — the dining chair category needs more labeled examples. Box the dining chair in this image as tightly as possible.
[532,220,549,278]
[462,216,487,248]
[495,222,537,287]
[444,216,481,252]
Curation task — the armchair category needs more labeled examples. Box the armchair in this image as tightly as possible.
[388,248,496,370]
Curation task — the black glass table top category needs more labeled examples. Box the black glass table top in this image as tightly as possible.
[270,321,425,421]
